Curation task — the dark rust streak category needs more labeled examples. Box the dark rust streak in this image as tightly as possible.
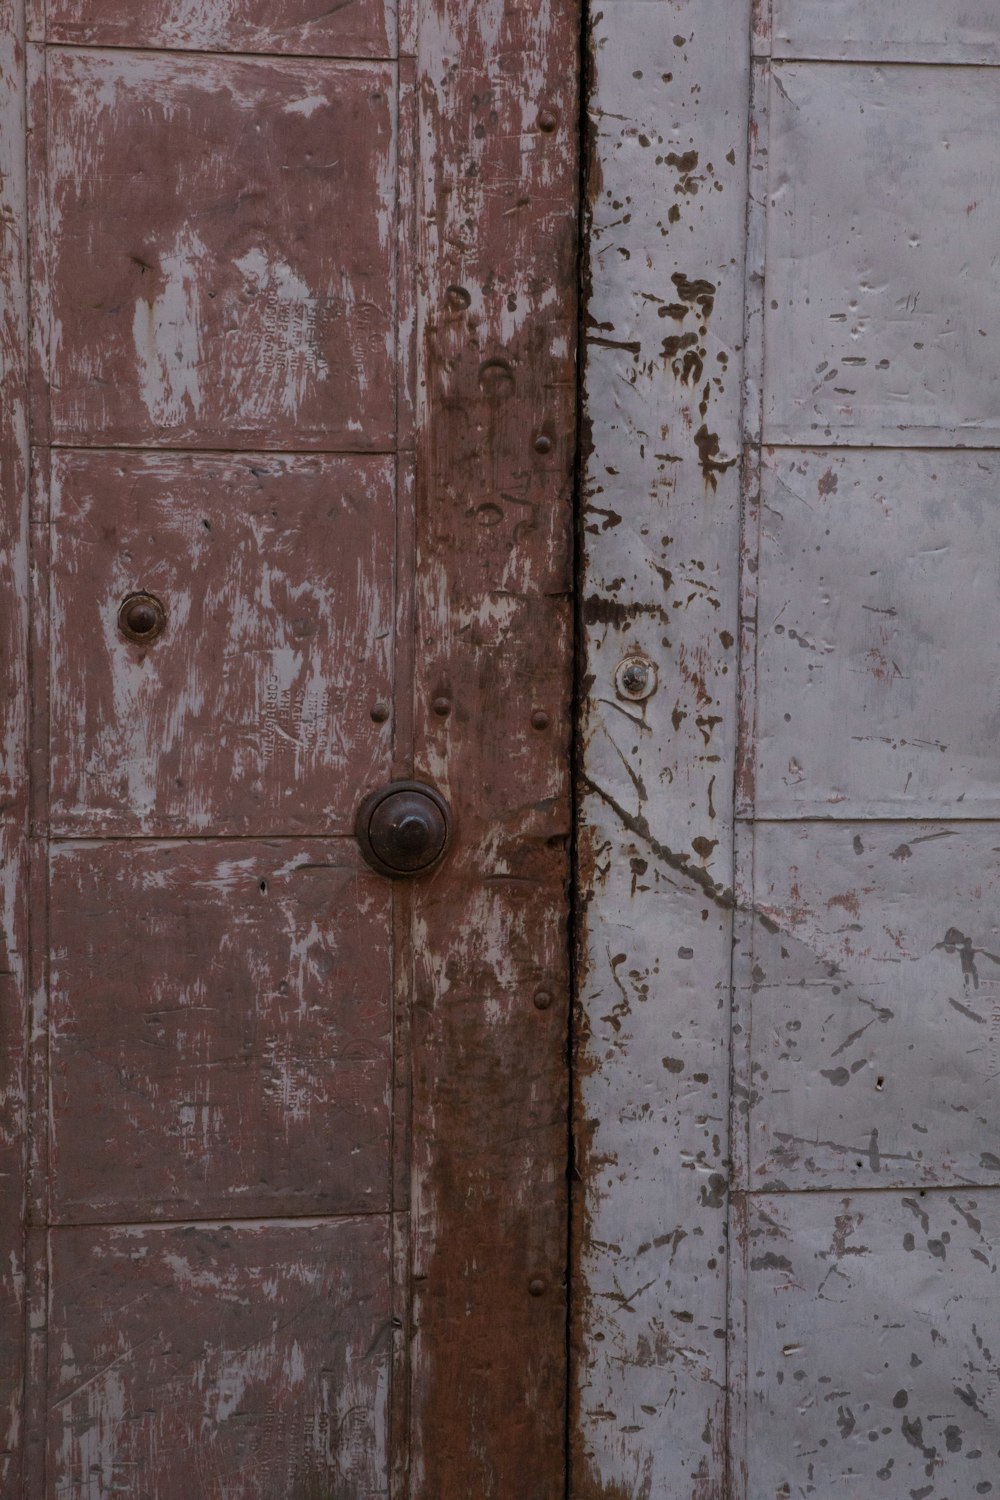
[581,775,734,909]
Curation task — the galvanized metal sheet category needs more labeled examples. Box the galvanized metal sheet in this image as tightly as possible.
[49,451,394,836]
[574,2,750,1493]
[763,62,1000,445]
[743,820,1000,1192]
[735,1189,1000,1497]
[772,0,1000,64]
[48,1217,392,1499]
[755,447,1000,818]
[42,0,396,56]
[49,841,392,1223]
[42,50,397,450]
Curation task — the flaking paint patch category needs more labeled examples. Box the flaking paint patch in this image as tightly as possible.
[132,227,205,428]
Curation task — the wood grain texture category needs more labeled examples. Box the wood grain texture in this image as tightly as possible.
[0,5,29,1496]
[47,1217,392,1500]
[42,50,397,451]
[49,450,394,836]
[41,0,397,58]
[409,0,579,1492]
[48,841,392,1223]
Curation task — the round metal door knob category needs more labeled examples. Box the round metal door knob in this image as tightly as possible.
[355,780,451,878]
[118,591,166,644]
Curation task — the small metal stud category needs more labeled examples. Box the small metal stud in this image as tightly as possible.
[533,433,553,455]
[432,696,451,718]
[533,989,553,1011]
[528,1277,547,1297]
[531,710,550,731]
[615,652,658,704]
[537,108,559,134]
[370,702,391,724]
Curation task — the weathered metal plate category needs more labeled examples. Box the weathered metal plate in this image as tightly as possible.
[743,821,1000,1192]
[574,1,750,1493]
[755,447,1000,818]
[43,0,396,57]
[763,63,1000,445]
[49,450,393,836]
[49,840,391,1223]
[48,1217,391,1499]
[43,50,396,450]
[772,0,1000,63]
[737,1189,1000,1497]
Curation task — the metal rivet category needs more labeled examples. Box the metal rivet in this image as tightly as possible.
[370,702,390,723]
[528,1277,547,1297]
[445,284,471,312]
[432,696,451,718]
[533,989,553,1011]
[537,108,559,134]
[615,653,658,703]
[531,710,550,731]
[533,433,553,455]
[118,591,166,644]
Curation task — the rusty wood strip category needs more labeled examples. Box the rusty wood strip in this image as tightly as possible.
[409,0,579,1492]
[573,3,752,1496]
[0,5,30,1495]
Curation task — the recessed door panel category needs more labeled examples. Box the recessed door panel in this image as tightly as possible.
[43,51,396,450]
[49,841,391,1223]
[49,450,394,836]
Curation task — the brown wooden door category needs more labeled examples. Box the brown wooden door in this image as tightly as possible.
[0,2,579,1495]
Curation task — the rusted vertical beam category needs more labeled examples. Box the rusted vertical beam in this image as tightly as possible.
[573,3,752,1496]
[0,5,29,1494]
[410,0,579,1493]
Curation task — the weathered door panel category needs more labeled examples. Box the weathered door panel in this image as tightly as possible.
[574,3,750,1494]
[41,0,396,56]
[577,2,1000,1498]
[2,0,579,1493]
[729,9,1000,1496]
[49,841,392,1223]
[49,451,394,835]
[42,50,397,451]
[48,1218,392,1498]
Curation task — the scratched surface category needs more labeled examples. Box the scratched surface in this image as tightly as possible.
[733,4,1000,1495]
[0,4,29,1495]
[409,0,579,1492]
[41,0,397,57]
[763,63,1000,446]
[47,1217,392,1500]
[744,822,1000,1192]
[14,0,578,1493]
[771,0,1000,63]
[740,1191,1000,1496]
[49,451,394,835]
[755,447,1000,818]
[49,841,391,1222]
[42,50,396,450]
[574,2,750,1495]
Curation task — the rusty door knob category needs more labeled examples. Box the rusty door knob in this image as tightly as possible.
[356,781,451,878]
[118,591,166,643]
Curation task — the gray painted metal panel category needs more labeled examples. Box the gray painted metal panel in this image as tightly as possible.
[756,447,1000,818]
[763,63,1000,446]
[772,0,1000,63]
[574,2,750,1494]
[735,1190,1000,1496]
[744,821,1000,1192]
